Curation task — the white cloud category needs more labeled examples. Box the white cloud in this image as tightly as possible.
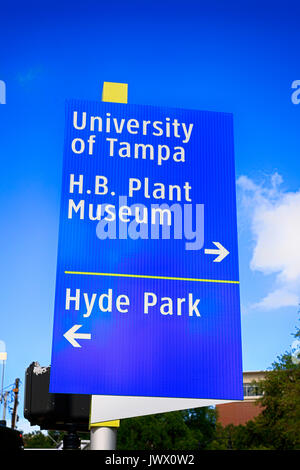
[237,173,300,310]
[251,288,299,310]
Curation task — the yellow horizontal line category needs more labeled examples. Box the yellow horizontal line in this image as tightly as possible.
[64,271,239,284]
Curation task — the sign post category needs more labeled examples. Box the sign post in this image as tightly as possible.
[50,82,243,416]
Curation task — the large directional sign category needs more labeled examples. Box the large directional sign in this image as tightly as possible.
[49,99,243,400]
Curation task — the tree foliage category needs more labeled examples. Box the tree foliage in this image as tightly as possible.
[209,324,300,450]
[252,333,300,449]
[117,407,217,450]
[23,431,57,448]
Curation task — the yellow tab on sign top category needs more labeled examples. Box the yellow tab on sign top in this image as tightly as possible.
[102,82,128,103]
[90,420,120,428]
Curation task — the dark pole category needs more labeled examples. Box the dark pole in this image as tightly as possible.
[62,424,81,450]
[11,378,20,429]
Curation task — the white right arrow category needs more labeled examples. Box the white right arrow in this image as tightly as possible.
[204,241,229,262]
[63,324,91,348]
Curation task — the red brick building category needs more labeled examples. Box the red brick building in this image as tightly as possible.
[216,371,265,426]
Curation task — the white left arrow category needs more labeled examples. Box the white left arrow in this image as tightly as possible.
[63,324,91,348]
[204,241,229,262]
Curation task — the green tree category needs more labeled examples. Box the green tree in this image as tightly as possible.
[252,336,300,449]
[209,323,300,450]
[117,407,217,450]
[182,407,217,449]
[23,429,89,448]
[23,431,57,449]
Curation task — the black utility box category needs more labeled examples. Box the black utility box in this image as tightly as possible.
[24,362,91,432]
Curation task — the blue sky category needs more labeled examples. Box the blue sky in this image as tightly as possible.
[0,1,300,432]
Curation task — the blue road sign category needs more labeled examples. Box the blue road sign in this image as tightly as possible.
[49,99,243,399]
